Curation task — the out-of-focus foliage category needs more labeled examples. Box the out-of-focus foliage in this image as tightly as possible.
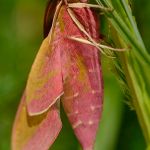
[0,0,149,150]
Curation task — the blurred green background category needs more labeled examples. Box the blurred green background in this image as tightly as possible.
[0,0,149,150]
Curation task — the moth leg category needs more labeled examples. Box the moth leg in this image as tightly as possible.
[67,37,115,58]
[68,3,112,12]
[64,0,68,5]
[68,37,127,52]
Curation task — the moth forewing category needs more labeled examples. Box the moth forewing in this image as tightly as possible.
[25,0,64,116]
[12,1,64,150]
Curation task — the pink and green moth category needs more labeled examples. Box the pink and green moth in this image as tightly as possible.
[12,0,103,150]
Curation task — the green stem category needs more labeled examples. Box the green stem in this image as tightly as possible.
[120,52,150,144]
[95,0,150,147]
[120,0,145,49]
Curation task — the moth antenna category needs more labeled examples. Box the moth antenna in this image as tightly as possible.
[67,36,115,58]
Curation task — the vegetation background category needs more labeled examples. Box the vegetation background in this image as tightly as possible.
[0,0,149,149]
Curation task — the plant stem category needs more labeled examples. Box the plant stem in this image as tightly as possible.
[95,0,150,147]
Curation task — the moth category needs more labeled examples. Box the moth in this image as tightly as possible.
[12,0,103,150]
